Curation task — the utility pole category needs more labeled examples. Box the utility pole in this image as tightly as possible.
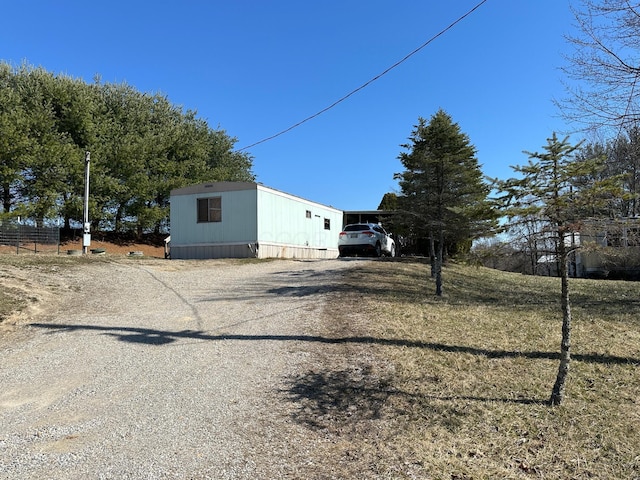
[82,151,91,254]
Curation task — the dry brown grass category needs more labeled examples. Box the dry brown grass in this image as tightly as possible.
[317,258,640,479]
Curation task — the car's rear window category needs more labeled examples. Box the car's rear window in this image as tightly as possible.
[344,224,370,232]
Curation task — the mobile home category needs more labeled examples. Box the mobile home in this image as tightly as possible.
[169,182,343,259]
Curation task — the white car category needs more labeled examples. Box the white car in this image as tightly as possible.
[338,223,396,257]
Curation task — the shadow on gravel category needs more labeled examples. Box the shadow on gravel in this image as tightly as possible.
[266,285,332,296]
[27,323,640,365]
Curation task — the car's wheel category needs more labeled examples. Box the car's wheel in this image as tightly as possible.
[374,242,382,257]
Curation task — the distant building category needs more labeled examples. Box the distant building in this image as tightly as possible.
[535,218,640,279]
[579,218,640,279]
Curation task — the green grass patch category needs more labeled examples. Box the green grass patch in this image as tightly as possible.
[322,259,640,479]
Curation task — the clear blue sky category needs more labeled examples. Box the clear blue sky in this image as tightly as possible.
[1,0,576,211]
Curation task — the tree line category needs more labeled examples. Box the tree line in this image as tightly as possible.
[0,62,254,235]
[387,0,640,284]
[387,111,640,276]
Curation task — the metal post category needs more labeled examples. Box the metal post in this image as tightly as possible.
[82,151,91,254]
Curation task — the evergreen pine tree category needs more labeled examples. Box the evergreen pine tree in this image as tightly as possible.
[395,110,496,295]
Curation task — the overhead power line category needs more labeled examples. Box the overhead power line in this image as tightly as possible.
[238,0,489,152]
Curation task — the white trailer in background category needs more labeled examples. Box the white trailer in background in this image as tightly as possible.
[169,182,343,260]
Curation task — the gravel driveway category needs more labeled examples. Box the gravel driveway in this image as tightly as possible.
[0,258,371,479]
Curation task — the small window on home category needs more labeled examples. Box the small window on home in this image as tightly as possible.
[306,210,312,219]
[197,197,222,223]
[324,218,330,230]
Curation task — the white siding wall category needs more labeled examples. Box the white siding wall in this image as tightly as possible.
[170,189,258,245]
[256,186,342,249]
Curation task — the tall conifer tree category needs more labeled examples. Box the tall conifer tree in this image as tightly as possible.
[395,110,495,295]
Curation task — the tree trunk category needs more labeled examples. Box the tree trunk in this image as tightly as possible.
[115,205,124,233]
[550,239,571,406]
[2,183,11,213]
[530,243,537,275]
[429,234,436,278]
[435,227,444,296]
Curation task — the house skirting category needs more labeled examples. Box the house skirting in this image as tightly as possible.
[169,242,338,260]
[257,242,338,259]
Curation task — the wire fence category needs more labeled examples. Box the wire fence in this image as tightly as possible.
[0,224,60,254]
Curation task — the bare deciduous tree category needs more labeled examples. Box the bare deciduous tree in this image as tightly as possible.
[559,1,640,132]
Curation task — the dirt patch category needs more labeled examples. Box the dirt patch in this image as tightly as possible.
[0,240,166,258]
[60,239,166,258]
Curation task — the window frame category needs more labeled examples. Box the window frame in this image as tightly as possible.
[197,196,222,223]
